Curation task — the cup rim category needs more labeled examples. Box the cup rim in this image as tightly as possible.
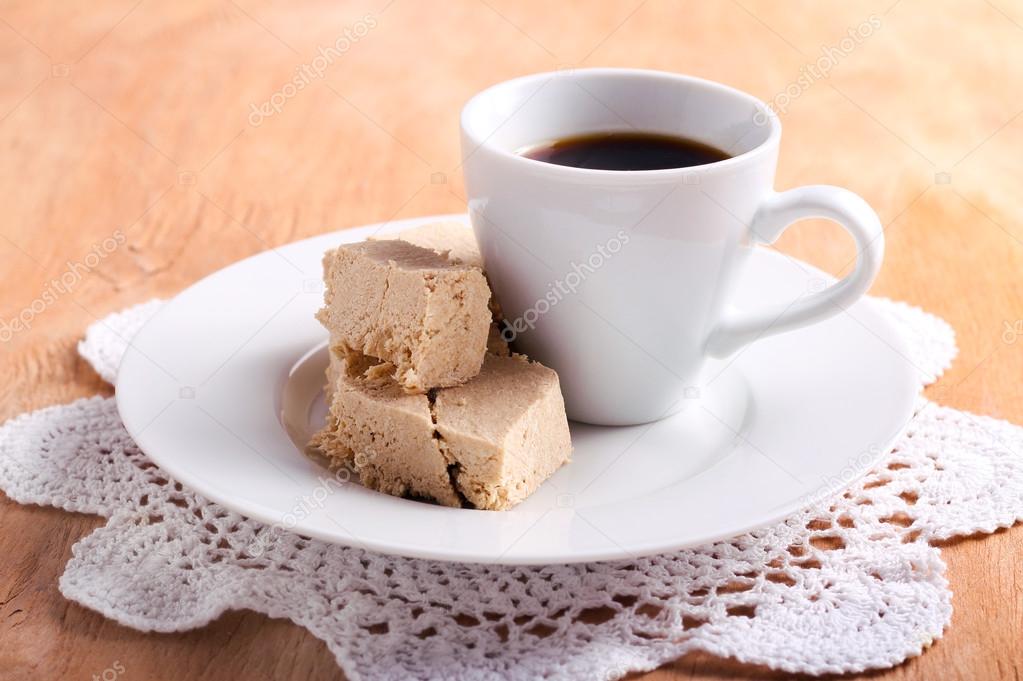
[460,67,781,180]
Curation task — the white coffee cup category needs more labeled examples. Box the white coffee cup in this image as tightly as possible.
[460,68,883,426]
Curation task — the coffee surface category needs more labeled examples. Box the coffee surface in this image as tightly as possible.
[520,131,731,170]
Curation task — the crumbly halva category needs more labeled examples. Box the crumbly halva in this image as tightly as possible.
[371,220,504,322]
[312,349,571,510]
[316,239,492,392]
[369,220,484,269]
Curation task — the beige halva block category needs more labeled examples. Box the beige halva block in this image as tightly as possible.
[316,239,492,393]
[371,221,504,322]
[433,353,572,510]
[312,349,571,510]
[312,348,461,507]
[369,220,484,269]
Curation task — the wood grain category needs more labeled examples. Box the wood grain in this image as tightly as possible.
[1,0,1021,678]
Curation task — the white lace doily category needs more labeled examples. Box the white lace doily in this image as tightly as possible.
[2,298,1022,680]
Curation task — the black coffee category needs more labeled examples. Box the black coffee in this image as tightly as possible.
[520,131,730,171]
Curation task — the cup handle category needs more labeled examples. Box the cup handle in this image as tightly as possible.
[706,185,884,358]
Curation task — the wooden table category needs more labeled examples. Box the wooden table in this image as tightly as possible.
[1,1,1021,678]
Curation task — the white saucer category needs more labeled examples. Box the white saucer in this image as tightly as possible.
[116,214,917,565]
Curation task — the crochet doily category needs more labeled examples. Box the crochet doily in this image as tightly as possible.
[2,298,1022,680]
